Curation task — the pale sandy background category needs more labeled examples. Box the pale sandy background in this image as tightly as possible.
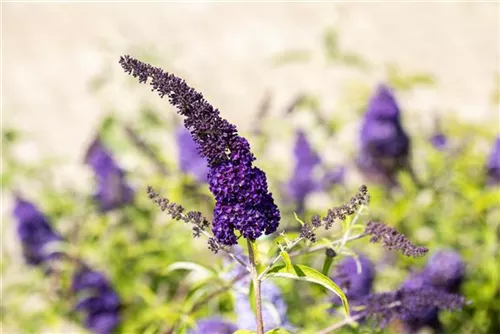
[3,2,500,163]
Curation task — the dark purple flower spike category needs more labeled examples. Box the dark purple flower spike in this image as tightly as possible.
[357,84,410,186]
[487,136,500,185]
[13,196,62,266]
[176,127,209,183]
[85,137,134,212]
[189,317,237,334]
[120,56,280,246]
[72,266,121,334]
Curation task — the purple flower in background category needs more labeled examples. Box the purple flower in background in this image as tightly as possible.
[332,255,375,302]
[286,130,321,212]
[487,136,500,185]
[189,317,237,334]
[399,250,464,332]
[85,137,134,212]
[430,133,447,150]
[357,84,410,186]
[120,56,280,246]
[72,267,121,334]
[13,196,62,266]
[176,127,209,182]
[322,166,346,188]
[424,250,465,293]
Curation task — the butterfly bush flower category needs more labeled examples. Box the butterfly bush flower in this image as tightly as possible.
[430,133,447,150]
[72,266,121,334]
[120,56,280,246]
[189,317,237,334]
[332,255,375,304]
[486,136,500,185]
[13,196,62,266]
[85,137,134,212]
[286,130,321,212]
[424,249,465,293]
[357,84,410,186]
[177,127,209,182]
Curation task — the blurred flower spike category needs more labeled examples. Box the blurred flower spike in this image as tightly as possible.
[120,55,280,246]
[13,196,62,266]
[176,127,209,183]
[72,266,122,334]
[85,136,134,212]
[357,84,410,186]
[487,136,500,185]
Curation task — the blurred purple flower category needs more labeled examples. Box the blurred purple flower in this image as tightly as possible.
[332,255,375,302]
[13,196,62,266]
[72,267,121,334]
[286,130,321,212]
[487,136,500,185]
[357,84,410,186]
[430,133,447,150]
[176,127,209,182]
[424,249,465,293]
[189,317,237,334]
[85,137,134,212]
[120,56,280,246]
[322,166,346,188]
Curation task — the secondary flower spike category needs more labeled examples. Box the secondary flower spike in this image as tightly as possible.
[120,56,280,245]
[486,136,500,185]
[357,84,410,186]
[72,266,121,334]
[13,196,62,266]
[286,130,321,213]
[85,136,134,212]
[176,127,209,182]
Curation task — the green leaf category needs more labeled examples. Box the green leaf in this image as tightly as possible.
[266,264,349,315]
[280,251,293,273]
[233,330,256,334]
[164,262,214,277]
[266,329,291,334]
[293,212,305,226]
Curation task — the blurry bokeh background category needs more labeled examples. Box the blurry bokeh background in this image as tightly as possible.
[2,2,499,334]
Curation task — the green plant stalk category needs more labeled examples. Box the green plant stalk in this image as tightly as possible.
[247,239,264,334]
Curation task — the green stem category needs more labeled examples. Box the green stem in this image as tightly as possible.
[247,239,264,334]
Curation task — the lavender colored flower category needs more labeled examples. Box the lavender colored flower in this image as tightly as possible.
[357,84,410,186]
[85,137,134,212]
[332,255,375,302]
[430,133,447,150]
[487,136,500,185]
[176,127,209,182]
[72,267,121,334]
[322,166,346,188]
[189,317,237,334]
[365,221,428,258]
[120,56,280,246]
[286,130,321,212]
[424,250,465,293]
[13,196,62,266]
[360,286,465,330]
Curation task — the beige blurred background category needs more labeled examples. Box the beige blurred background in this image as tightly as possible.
[3,2,499,164]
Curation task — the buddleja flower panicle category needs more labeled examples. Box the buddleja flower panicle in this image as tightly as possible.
[121,56,280,246]
[364,221,428,258]
[361,286,465,329]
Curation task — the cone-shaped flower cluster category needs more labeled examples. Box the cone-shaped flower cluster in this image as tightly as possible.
[72,267,122,334]
[357,84,410,186]
[85,137,134,212]
[120,56,280,246]
[487,136,500,185]
[13,196,62,266]
[400,249,465,333]
[189,317,237,334]
[176,127,209,182]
